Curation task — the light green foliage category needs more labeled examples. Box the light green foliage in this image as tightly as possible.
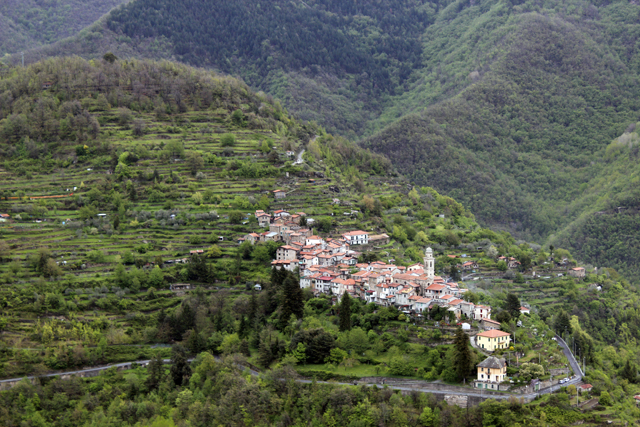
[325,348,348,365]
[218,333,241,355]
[520,363,544,378]
[599,391,613,406]
[220,133,236,146]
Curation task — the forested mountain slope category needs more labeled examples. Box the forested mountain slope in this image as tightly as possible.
[363,1,640,278]
[0,0,129,56]
[17,0,446,138]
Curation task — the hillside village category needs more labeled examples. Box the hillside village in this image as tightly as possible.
[243,208,497,322]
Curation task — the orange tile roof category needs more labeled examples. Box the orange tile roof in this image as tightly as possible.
[477,330,511,338]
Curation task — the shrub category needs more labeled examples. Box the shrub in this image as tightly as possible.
[221,134,236,146]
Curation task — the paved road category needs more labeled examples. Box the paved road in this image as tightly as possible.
[555,335,584,377]
[0,334,583,402]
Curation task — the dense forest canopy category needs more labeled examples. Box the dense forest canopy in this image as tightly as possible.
[0,0,129,55]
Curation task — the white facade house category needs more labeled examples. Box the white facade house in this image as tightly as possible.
[342,230,369,245]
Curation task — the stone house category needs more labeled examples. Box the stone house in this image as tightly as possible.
[475,356,507,390]
[568,267,586,278]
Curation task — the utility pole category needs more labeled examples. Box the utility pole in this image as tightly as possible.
[21,52,24,67]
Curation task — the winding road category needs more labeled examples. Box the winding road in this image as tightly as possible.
[0,334,583,402]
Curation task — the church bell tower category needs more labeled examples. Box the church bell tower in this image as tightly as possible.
[424,247,434,280]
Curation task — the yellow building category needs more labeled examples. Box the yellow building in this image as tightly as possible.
[476,356,507,389]
[476,329,511,352]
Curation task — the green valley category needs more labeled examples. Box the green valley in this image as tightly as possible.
[0,57,640,425]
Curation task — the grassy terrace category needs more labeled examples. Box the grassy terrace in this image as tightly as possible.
[0,94,407,377]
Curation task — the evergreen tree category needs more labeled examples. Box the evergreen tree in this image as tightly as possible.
[170,345,191,386]
[505,293,521,319]
[280,274,304,329]
[270,266,286,288]
[621,359,638,383]
[186,329,206,354]
[453,327,473,381]
[248,289,257,326]
[258,330,275,368]
[238,316,249,339]
[339,292,352,332]
[145,354,164,391]
[554,310,572,336]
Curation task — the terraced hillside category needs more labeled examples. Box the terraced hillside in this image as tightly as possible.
[0,57,440,377]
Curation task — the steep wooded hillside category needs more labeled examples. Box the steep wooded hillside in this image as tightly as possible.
[363,3,640,279]
[0,0,129,56]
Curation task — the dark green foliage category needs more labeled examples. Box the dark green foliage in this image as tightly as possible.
[279,274,304,328]
[494,310,511,324]
[228,211,243,224]
[452,327,473,381]
[105,0,433,134]
[169,344,191,386]
[620,360,638,383]
[505,293,521,319]
[339,292,352,332]
[554,311,573,336]
[186,254,210,282]
[0,0,128,54]
[290,328,335,365]
[145,354,164,391]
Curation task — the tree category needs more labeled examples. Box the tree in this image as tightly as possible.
[449,265,461,281]
[520,363,544,377]
[148,266,165,287]
[170,345,191,386]
[103,52,118,63]
[43,258,62,279]
[452,327,473,381]
[325,347,348,365]
[229,211,243,224]
[145,354,165,391]
[218,333,242,355]
[78,205,98,221]
[186,151,204,176]
[339,292,352,332]
[206,245,222,258]
[280,274,304,328]
[221,133,236,146]
[620,359,638,383]
[505,293,521,319]
[252,244,271,263]
[248,289,258,326]
[554,310,572,335]
[291,342,307,365]
[318,217,332,233]
[231,109,245,127]
[290,328,335,364]
[496,260,508,271]
[517,253,532,271]
[419,406,437,427]
[485,245,498,258]
[599,391,613,406]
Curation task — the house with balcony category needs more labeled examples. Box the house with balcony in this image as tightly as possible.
[475,356,507,390]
